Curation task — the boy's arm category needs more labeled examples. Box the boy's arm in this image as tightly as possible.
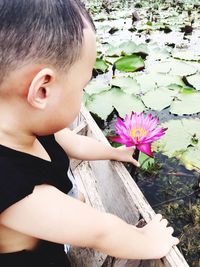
[0,184,179,259]
[55,128,139,166]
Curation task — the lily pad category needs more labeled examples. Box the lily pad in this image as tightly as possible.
[156,118,200,171]
[111,76,141,94]
[148,60,197,76]
[186,74,200,91]
[115,55,145,72]
[155,119,200,158]
[85,79,111,95]
[95,58,109,73]
[112,88,145,117]
[181,146,200,172]
[170,92,200,115]
[141,87,177,111]
[172,50,200,61]
[85,87,145,120]
[135,73,184,93]
[85,90,115,120]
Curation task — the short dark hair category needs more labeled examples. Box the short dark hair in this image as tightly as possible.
[0,0,95,84]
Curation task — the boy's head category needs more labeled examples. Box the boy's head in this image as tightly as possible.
[0,0,96,135]
[0,0,95,84]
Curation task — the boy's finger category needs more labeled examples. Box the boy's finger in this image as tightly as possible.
[173,237,179,245]
[154,214,162,221]
[131,158,140,167]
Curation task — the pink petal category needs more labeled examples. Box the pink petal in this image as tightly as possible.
[137,143,154,157]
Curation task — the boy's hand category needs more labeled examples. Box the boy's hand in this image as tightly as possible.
[139,214,179,259]
[114,146,140,167]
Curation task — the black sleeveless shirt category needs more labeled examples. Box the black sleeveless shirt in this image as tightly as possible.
[0,135,73,267]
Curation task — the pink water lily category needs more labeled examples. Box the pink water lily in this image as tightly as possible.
[110,112,167,157]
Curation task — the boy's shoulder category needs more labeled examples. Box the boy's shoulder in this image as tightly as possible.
[0,137,72,214]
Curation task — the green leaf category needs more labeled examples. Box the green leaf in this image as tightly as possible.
[156,118,200,171]
[186,74,200,91]
[172,50,200,61]
[111,76,141,94]
[170,92,200,115]
[136,73,184,93]
[148,60,197,76]
[95,58,109,73]
[84,79,111,96]
[139,152,155,170]
[85,88,145,120]
[181,146,200,172]
[141,87,177,111]
[115,55,145,72]
[119,41,138,55]
[154,119,192,158]
[112,88,146,117]
[105,41,147,57]
[85,90,114,120]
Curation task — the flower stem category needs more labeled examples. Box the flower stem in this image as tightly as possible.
[130,148,140,179]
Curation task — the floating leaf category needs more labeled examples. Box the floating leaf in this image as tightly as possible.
[172,50,200,61]
[186,74,200,91]
[181,146,200,172]
[135,73,184,93]
[156,118,200,171]
[112,88,145,117]
[85,88,145,120]
[85,90,114,120]
[95,58,109,73]
[168,84,196,94]
[170,92,200,115]
[148,60,197,76]
[155,119,195,158]
[105,41,148,57]
[111,76,141,94]
[115,55,145,72]
[141,87,177,111]
[119,41,138,55]
[85,79,111,95]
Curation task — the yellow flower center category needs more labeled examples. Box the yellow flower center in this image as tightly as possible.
[130,128,147,141]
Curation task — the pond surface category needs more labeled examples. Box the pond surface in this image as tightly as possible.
[85,1,200,266]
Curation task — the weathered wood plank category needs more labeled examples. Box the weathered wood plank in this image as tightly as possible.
[69,106,189,267]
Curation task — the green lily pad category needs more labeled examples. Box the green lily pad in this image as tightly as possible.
[186,74,200,91]
[85,90,114,120]
[155,119,199,158]
[119,41,138,55]
[106,45,123,57]
[168,84,196,93]
[112,88,145,117]
[84,79,111,95]
[105,41,148,57]
[95,58,109,73]
[141,87,177,111]
[115,55,145,72]
[85,87,145,120]
[155,118,200,171]
[111,76,141,94]
[135,73,184,93]
[170,92,200,115]
[181,146,200,172]
[148,60,197,76]
[172,50,200,61]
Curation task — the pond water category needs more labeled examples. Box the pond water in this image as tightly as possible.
[84,1,200,266]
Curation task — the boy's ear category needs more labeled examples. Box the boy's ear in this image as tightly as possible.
[27,68,55,109]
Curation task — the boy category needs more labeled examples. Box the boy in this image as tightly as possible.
[0,0,179,266]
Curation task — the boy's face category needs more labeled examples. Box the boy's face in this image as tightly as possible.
[51,26,96,130]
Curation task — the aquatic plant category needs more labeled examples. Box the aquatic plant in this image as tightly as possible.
[110,112,167,157]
